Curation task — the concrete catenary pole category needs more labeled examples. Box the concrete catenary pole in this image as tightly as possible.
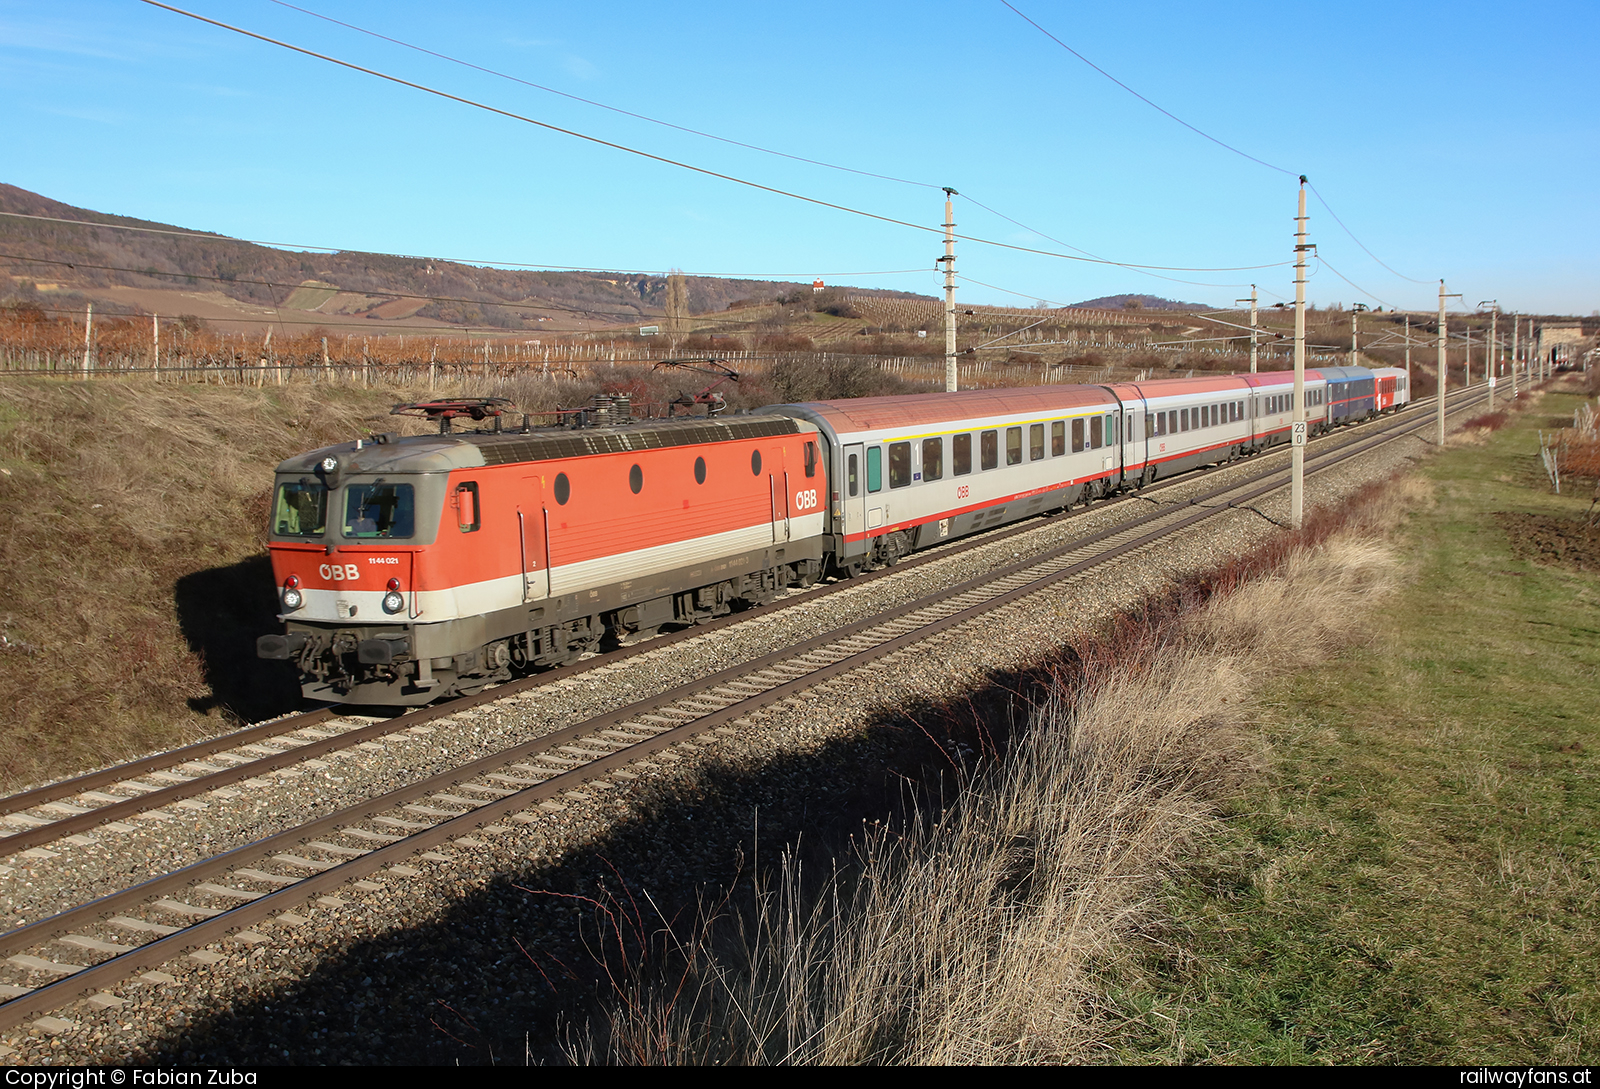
[1237,286,1259,372]
[1510,313,1519,397]
[1464,327,1472,388]
[1351,309,1359,366]
[1478,308,1491,409]
[151,313,160,381]
[1436,281,1449,446]
[81,302,93,379]
[941,187,959,393]
[1292,178,1309,530]
[1404,315,1412,387]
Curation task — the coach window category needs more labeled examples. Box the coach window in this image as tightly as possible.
[454,481,480,533]
[1111,415,1120,444]
[1051,420,1065,456]
[888,442,912,488]
[804,441,818,478]
[953,433,972,475]
[1071,418,1084,452]
[1089,418,1102,450]
[922,437,944,481]
[1006,426,1022,466]
[1146,415,1157,439]
[980,429,998,470]
[847,453,859,496]
[867,447,882,492]
[1026,423,1043,461]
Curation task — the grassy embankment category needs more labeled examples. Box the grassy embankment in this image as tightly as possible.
[0,378,434,790]
[575,382,1597,1064]
[1111,381,1599,1063]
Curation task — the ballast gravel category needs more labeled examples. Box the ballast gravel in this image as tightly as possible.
[0,418,1446,1065]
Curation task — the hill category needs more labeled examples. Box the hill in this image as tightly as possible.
[0,183,928,336]
[1070,293,1211,311]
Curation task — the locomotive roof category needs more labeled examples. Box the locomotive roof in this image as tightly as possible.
[274,414,801,476]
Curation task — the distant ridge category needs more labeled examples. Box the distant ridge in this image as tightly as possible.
[1070,293,1210,311]
[0,183,926,333]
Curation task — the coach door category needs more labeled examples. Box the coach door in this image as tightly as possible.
[841,443,866,544]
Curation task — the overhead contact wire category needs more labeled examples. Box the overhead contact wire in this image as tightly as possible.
[999,0,1298,177]
[140,1,1287,275]
[268,0,942,192]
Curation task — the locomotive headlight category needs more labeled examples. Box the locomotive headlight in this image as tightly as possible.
[319,455,339,473]
[281,574,303,611]
[382,577,404,615]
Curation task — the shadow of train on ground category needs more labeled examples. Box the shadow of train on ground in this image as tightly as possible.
[174,554,303,722]
[130,663,1056,1065]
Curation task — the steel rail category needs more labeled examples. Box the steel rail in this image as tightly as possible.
[0,393,1437,852]
[0,387,1485,1030]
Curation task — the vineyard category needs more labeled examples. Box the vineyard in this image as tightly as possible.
[848,295,1157,331]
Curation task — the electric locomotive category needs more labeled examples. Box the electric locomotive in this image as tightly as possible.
[258,398,826,704]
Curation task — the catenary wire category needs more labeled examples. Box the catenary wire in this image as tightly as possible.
[267,0,942,192]
[1000,2,1440,293]
[1306,182,1431,285]
[274,0,1273,286]
[139,2,1289,276]
[999,0,1298,177]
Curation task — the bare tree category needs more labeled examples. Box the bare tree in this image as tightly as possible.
[665,268,689,349]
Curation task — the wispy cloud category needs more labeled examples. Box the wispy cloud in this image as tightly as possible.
[562,55,598,80]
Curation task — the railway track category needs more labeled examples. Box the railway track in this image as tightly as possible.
[0,391,1470,857]
[0,388,1487,1032]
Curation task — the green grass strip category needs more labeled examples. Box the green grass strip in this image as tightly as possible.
[1113,390,1600,1064]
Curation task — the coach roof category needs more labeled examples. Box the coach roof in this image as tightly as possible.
[772,385,1119,433]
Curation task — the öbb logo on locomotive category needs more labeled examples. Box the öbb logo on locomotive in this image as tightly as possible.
[258,366,1404,706]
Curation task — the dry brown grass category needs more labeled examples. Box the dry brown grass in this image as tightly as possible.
[0,376,439,789]
[576,483,1412,1064]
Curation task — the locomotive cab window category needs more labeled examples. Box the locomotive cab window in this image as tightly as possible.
[922,437,943,481]
[953,433,972,475]
[888,442,912,488]
[273,481,327,537]
[980,430,998,470]
[453,481,480,533]
[344,482,415,539]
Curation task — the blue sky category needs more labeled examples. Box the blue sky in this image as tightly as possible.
[3,0,1596,314]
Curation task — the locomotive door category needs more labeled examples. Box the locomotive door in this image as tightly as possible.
[518,476,551,602]
[842,443,866,544]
